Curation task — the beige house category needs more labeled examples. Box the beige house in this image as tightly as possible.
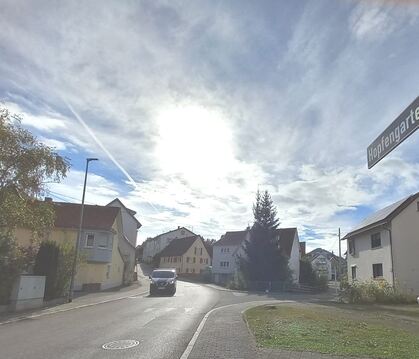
[15,199,138,291]
[343,192,419,295]
[158,235,211,275]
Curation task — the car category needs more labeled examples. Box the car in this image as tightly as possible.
[149,269,177,296]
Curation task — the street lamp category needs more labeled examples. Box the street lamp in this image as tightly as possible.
[68,158,99,302]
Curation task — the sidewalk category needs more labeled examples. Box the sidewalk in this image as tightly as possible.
[0,263,151,325]
[186,301,369,359]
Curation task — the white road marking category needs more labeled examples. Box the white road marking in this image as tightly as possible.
[232,292,247,297]
[144,308,155,313]
[184,308,193,313]
[165,307,176,313]
[179,300,295,359]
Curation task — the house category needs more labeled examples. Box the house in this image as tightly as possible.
[15,198,138,291]
[212,229,250,285]
[305,248,346,281]
[142,226,195,264]
[106,198,142,247]
[342,192,419,295]
[212,227,301,285]
[275,228,301,283]
[157,235,211,275]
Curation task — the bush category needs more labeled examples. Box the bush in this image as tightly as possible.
[339,279,416,304]
[34,240,76,300]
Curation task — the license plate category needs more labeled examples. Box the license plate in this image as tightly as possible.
[157,287,165,290]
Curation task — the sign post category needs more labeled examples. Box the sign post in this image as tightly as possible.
[367,96,419,169]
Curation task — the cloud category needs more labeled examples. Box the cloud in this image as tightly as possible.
[1,0,419,254]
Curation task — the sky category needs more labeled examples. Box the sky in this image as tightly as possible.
[1,0,419,251]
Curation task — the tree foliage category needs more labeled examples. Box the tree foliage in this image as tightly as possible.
[0,106,70,302]
[0,106,69,237]
[240,190,291,283]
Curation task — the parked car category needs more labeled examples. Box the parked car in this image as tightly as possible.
[149,269,177,296]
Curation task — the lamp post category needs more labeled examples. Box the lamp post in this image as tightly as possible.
[68,158,98,302]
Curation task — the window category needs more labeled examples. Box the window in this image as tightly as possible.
[186,257,190,263]
[371,233,381,249]
[200,258,203,264]
[85,234,95,248]
[97,236,108,249]
[193,257,196,263]
[373,263,383,278]
[106,265,111,279]
[200,248,202,255]
[174,257,177,263]
[227,248,230,253]
[348,239,355,255]
[192,268,195,273]
[351,266,357,280]
[205,258,208,264]
[186,268,189,273]
[220,261,230,267]
[194,247,197,255]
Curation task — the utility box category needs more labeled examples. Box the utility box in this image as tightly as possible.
[9,275,46,312]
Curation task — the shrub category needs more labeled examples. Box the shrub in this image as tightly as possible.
[339,279,416,304]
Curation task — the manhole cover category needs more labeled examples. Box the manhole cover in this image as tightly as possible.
[102,340,140,350]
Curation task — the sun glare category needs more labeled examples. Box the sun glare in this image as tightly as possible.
[155,104,235,185]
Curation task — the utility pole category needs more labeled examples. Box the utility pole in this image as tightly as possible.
[68,158,98,302]
[338,227,341,281]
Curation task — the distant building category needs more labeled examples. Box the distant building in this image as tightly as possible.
[305,248,346,281]
[212,229,250,285]
[275,228,301,283]
[142,227,195,264]
[158,235,211,275]
[343,192,419,295]
[212,227,301,285]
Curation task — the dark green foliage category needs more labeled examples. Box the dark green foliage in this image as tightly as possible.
[240,190,291,283]
[299,258,317,284]
[34,241,75,300]
[34,241,60,300]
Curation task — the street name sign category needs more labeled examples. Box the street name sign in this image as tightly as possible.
[368,96,419,169]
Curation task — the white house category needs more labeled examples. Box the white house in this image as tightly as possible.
[306,248,346,281]
[212,227,301,285]
[343,192,419,295]
[107,198,142,247]
[142,227,195,264]
[212,229,250,285]
[275,228,301,283]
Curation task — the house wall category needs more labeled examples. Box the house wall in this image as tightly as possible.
[346,228,393,285]
[391,200,419,294]
[289,233,300,283]
[113,216,136,285]
[14,220,125,291]
[159,237,210,275]
[311,254,332,280]
[143,228,194,263]
[107,200,138,246]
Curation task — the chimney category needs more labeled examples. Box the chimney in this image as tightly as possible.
[44,197,53,203]
[299,242,306,256]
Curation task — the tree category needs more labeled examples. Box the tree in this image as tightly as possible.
[240,190,291,284]
[0,106,69,237]
[0,106,70,303]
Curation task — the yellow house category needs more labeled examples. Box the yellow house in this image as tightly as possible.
[158,235,211,275]
[15,200,137,291]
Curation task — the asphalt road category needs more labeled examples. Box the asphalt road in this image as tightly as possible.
[0,280,324,359]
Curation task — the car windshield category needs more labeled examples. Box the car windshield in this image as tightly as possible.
[152,271,175,279]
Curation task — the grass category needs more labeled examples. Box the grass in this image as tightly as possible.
[244,303,419,359]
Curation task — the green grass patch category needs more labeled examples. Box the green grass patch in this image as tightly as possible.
[244,304,419,359]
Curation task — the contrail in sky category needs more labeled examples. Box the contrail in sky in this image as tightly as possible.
[64,100,159,212]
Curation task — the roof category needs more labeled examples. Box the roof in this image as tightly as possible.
[275,228,297,257]
[158,235,200,257]
[306,248,346,264]
[53,202,120,231]
[153,227,196,240]
[343,192,419,239]
[106,198,142,229]
[214,230,249,247]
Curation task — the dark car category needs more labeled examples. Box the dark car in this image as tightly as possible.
[149,269,177,296]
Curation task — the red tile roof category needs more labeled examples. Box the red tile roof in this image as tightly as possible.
[53,202,120,231]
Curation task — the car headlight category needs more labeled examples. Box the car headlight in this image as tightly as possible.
[168,279,175,284]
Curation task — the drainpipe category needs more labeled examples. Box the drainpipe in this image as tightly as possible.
[383,226,396,288]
